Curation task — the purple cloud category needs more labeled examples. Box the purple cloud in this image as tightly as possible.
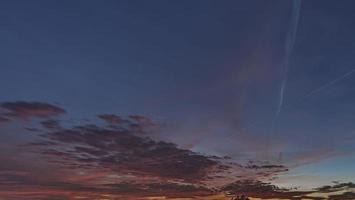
[30,123,223,183]
[0,101,66,122]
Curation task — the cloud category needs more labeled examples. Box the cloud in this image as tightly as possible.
[40,120,62,130]
[2,168,354,200]
[222,181,355,200]
[316,182,355,193]
[97,114,124,124]
[0,101,66,123]
[2,101,353,199]
[31,115,291,187]
[101,182,212,197]
[0,116,11,124]
[245,164,287,170]
[98,114,159,134]
[221,180,313,199]
[0,170,212,199]
[286,148,344,167]
[328,192,355,200]
[30,123,223,183]
[12,110,297,199]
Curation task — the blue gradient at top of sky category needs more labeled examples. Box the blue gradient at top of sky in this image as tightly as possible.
[1,0,355,188]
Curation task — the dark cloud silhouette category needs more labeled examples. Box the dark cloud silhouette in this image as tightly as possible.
[316,182,355,193]
[328,192,355,200]
[222,180,313,199]
[18,112,300,199]
[221,181,355,199]
[0,101,66,122]
[30,122,223,183]
[245,164,285,169]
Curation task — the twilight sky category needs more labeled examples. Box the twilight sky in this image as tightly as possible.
[1,1,355,199]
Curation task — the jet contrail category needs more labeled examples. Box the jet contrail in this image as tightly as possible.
[301,68,355,99]
[273,0,302,125]
[266,0,302,161]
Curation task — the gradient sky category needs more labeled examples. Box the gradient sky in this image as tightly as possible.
[1,1,355,199]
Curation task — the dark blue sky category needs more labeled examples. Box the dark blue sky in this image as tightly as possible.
[1,1,355,196]
[0,0,290,116]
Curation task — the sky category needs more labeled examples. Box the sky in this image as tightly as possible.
[1,0,355,199]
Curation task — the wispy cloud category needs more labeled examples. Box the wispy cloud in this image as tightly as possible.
[0,101,66,123]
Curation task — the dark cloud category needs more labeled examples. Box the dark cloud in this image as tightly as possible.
[129,115,155,125]
[30,122,222,183]
[316,182,355,193]
[0,170,212,199]
[98,114,159,134]
[222,180,313,199]
[232,161,289,180]
[0,116,11,124]
[328,192,355,200]
[0,101,66,122]
[102,182,212,197]
[40,120,62,130]
[97,114,125,125]
[222,181,355,199]
[245,164,287,171]
[128,115,160,133]
[20,113,298,198]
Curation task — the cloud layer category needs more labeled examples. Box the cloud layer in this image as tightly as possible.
[0,101,354,199]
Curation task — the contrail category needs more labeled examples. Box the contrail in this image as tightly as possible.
[267,1,302,160]
[273,0,302,124]
[301,68,355,99]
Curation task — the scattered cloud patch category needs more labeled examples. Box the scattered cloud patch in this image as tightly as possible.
[0,101,66,123]
[97,114,124,125]
[40,120,62,130]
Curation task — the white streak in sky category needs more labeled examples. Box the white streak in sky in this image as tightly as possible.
[266,0,302,161]
[301,69,355,99]
[274,0,302,124]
